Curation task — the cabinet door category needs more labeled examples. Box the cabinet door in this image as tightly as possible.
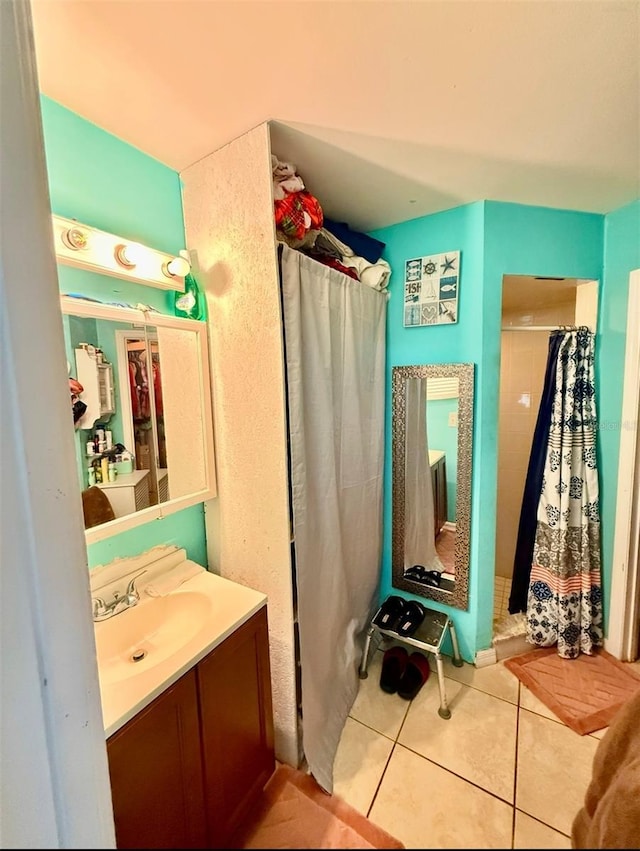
[107,669,206,849]
[197,607,275,848]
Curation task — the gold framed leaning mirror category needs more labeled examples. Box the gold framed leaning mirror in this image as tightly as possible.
[391,363,474,610]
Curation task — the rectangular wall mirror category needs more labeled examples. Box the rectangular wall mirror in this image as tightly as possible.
[391,363,474,610]
[61,296,216,544]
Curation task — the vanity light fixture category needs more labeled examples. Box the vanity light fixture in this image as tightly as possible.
[115,242,146,269]
[51,214,188,292]
[163,255,191,279]
[61,225,89,251]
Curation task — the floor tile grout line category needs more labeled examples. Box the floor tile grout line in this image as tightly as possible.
[518,703,599,735]
[513,806,572,840]
[346,713,399,744]
[365,741,398,820]
[395,741,516,808]
[511,682,521,848]
[438,672,520,707]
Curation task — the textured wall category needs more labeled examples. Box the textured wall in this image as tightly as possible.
[181,125,299,766]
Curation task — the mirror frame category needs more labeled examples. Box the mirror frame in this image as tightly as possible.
[60,295,217,545]
[391,362,474,610]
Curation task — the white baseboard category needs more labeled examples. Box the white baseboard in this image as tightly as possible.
[475,647,498,668]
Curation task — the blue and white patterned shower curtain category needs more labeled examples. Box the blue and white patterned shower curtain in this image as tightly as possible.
[526,328,604,658]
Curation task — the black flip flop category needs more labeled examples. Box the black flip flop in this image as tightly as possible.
[379,646,409,694]
[405,566,441,588]
[395,600,426,637]
[372,595,406,631]
[397,652,431,700]
[405,564,426,580]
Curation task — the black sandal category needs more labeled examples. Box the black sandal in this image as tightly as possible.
[397,652,431,700]
[379,646,409,694]
[395,600,426,637]
[372,595,406,631]
[405,565,442,587]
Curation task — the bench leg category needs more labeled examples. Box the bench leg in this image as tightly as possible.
[359,625,375,679]
[434,652,451,719]
[449,620,464,667]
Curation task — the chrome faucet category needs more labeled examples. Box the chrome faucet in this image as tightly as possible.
[92,569,148,622]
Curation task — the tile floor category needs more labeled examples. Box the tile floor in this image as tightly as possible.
[493,575,511,628]
[333,647,640,849]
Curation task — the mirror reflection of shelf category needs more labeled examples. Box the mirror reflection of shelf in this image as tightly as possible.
[75,345,115,429]
[157,468,169,503]
[97,470,151,517]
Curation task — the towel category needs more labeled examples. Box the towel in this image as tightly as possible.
[143,560,205,597]
[323,218,386,264]
[318,228,391,291]
[572,686,640,848]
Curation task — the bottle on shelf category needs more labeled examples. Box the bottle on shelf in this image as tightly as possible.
[87,466,96,487]
[174,272,206,321]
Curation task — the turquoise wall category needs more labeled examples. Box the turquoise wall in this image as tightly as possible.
[480,202,604,651]
[372,202,485,661]
[41,96,184,313]
[86,504,208,569]
[41,96,209,570]
[373,201,607,660]
[599,200,640,633]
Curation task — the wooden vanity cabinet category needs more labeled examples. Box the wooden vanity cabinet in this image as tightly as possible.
[198,605,275,848]
[107,669,206,849]
[106,607,275,849]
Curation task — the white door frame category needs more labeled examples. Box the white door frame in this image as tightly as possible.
[606,269,640,661]
[1,0,115,845]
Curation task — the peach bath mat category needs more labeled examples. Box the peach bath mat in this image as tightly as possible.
[505,646,640,734]
[233,762,405,849]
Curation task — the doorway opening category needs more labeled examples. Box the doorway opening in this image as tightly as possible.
[492,275,599,659]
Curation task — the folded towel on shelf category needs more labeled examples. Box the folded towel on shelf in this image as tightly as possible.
[323,218,386,264]
[144,560,205,597]
[318,228,391,291]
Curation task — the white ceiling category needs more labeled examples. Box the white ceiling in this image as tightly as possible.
[31,0,639,231]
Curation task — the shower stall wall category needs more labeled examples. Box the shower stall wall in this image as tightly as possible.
[181,124,387,790]
[493,275,598,641]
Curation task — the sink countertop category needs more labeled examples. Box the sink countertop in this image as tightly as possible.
[429,449,445,465]
[96,570,266,738]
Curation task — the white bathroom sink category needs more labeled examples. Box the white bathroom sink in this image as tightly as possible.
[94,590,213,685]
[93,569,267,737]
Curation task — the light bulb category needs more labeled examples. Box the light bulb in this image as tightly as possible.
[115,242,146,268]
[163,256,191,278]
[62,227,89,250]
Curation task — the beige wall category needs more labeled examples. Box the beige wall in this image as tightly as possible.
[495,299,576,580]
[180,124,299,766]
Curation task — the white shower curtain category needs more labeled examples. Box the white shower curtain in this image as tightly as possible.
[280,244,387,793]
[404,377,442,573]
